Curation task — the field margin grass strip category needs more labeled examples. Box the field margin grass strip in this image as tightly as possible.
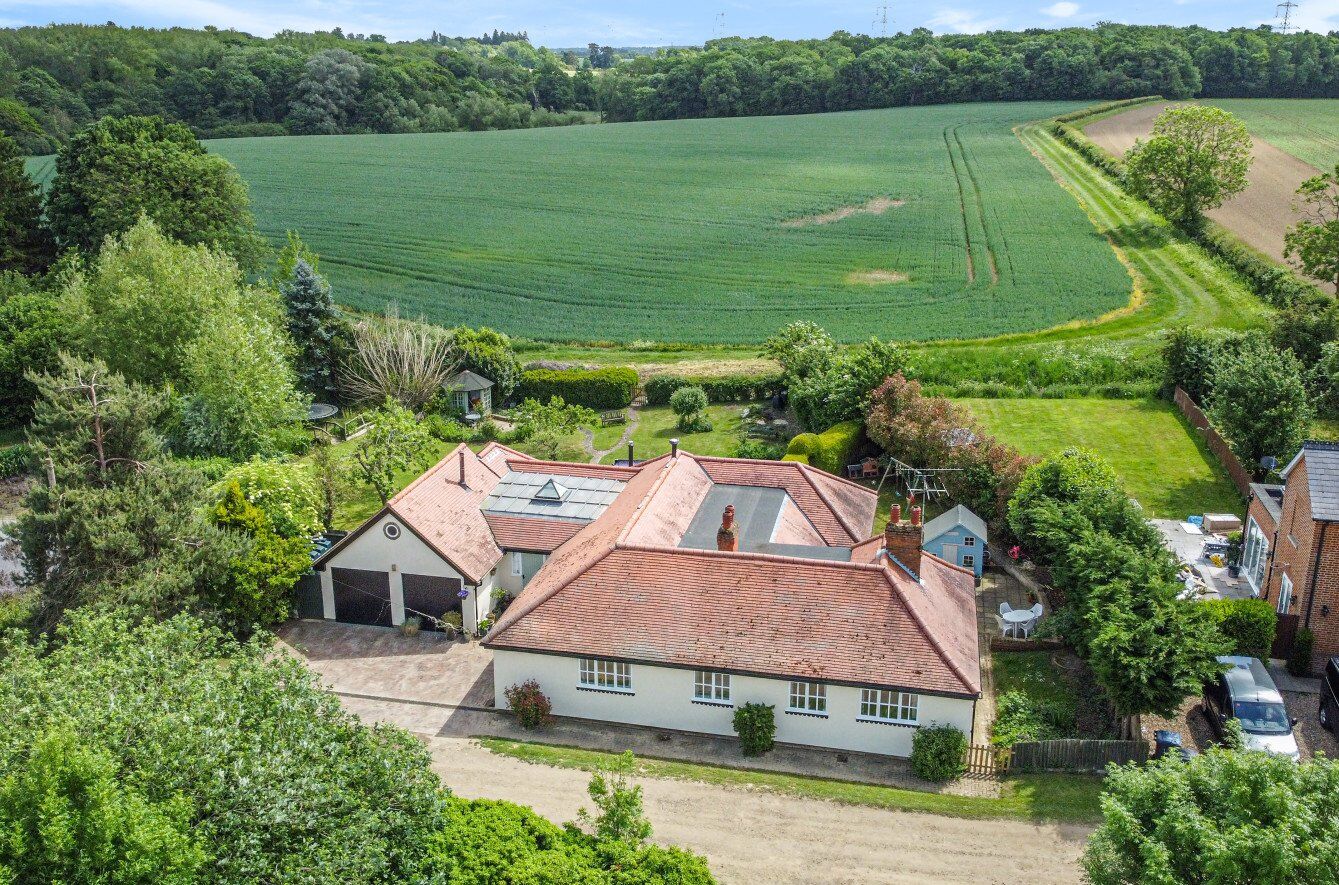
[475,735,1104,825]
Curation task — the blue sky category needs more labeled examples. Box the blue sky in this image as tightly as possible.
[2,0,1336,47]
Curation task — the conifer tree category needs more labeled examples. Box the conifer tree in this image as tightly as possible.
[281,259,349,399]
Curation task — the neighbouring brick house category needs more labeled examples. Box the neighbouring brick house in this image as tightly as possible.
[1243,441,1339,671]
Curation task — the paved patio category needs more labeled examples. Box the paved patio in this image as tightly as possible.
[277,619,495,709]
[279,619,1001,797]
[1153,519,1253,600]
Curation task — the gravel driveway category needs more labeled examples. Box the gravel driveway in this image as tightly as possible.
[427,735,1090,885]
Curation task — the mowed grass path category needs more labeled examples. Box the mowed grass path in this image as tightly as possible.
[1207,99,1339,171]
[207,103,1131,344]
[956,397,1241,518]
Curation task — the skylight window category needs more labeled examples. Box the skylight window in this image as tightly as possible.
[532,478,569,503]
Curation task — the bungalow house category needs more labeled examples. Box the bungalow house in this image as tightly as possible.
[1244,441,1339,671]
[314,442,981,757]
[920,504,987,578]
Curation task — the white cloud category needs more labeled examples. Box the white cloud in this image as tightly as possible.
[926,7,1006,33]
[1042,2,1080,18]
[1291,0,1339,33]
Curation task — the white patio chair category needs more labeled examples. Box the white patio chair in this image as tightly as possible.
[999,601,1013,616]
[993,613,1009,637]
[1019,616,1037,639]
[1030,602,1044,619]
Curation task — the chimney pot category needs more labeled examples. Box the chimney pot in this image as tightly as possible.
[458,449,468,488]
[910,506,922,527]
[717,504,738,552]
[883,502,921,570]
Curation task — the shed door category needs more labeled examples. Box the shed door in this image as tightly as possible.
[402,573,463,631]
[521,552,547,587]
[941,544,959,564]
[330,567,392,627]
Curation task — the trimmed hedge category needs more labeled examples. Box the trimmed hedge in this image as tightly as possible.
[910,724,968,783]
[644,372,783,406]
[515,367,637,410]
[1202,597,1277,658]
[785,421,862,475]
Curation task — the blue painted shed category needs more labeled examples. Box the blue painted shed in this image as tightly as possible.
[922,504,987,578]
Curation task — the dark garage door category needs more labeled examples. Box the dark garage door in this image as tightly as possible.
[330,567,392,627]
[401,573,463,631]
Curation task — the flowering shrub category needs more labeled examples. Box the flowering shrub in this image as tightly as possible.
[504,680,554,729]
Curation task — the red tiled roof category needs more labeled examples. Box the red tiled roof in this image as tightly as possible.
[384,445,506,584]
[487,454,978,697]
[483,514,586,553]
[502,458,639,481]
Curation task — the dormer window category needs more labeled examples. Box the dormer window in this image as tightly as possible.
[532,478,568,503]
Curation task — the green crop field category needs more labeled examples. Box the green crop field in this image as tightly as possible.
[1207,99,1339,171]
[194,102,1131,345]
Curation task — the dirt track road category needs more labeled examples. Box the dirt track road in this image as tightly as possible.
[1085,102,1327,289]
[425,735,1090,885]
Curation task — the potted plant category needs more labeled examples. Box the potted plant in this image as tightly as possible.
[400,615,421,637]
[1226,531,1243,578]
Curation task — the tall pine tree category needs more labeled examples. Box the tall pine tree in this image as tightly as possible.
[281,259,349,400]
[0,133,54,274]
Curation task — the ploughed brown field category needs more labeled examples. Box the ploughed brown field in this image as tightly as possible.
[1085,101,1331,292]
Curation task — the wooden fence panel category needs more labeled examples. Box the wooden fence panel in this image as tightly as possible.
[1173,387,1254,498]
[1009,739,1146,772]
[966,744,1008,777]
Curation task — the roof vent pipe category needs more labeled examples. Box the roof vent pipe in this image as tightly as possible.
[628,441,635,466]
[670,438,679,458]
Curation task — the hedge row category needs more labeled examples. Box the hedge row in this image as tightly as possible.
[514,367,638,410]
[1051,112,1324,310]
[785,420,863,475]
[1052,95,1161,125]
[644,373,783,406]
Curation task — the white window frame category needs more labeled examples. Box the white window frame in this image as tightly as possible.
[578,658,631,692]
[693,670,731,704]
[962,554,975,569]
[858,688,918,724]
[1242,517,1268,595]
[788,681,827,715]
[1278,573,1294,615]
[963,535,975,547]
[511,552,523,576]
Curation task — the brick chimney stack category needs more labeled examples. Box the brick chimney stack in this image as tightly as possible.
[458,449,469,489]
[717,504,739,552]
[884,503,922,569]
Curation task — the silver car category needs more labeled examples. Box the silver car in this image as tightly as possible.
[1203,655,1300,761]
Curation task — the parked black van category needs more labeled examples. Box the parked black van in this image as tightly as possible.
[1320,657,1339,734]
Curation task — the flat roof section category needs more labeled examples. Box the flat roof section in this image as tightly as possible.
[679,484,850,562]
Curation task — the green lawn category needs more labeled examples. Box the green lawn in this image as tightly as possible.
[477,737,1103,824]
[594,403,755,464]
[956,397,1241,519]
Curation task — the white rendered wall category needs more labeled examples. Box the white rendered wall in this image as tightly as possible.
[492,649,974,757]
[319,512,486,632]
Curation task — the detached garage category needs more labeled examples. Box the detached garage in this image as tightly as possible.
[312,508,496,634]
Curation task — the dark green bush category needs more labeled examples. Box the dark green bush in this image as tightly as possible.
[1202,598,1277,658]
[516,367,637,410]
[990,690,1076,747]
[0,444,36,478]
[644,373,782,406]
[732,703,776,756]
[910,724,968,782]
[1288,628,1315,677]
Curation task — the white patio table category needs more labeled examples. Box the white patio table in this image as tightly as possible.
[1002,609,1035,638]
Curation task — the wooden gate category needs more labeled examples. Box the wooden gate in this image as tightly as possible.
[1273,613,1300,659]
[966,744,1008,777]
